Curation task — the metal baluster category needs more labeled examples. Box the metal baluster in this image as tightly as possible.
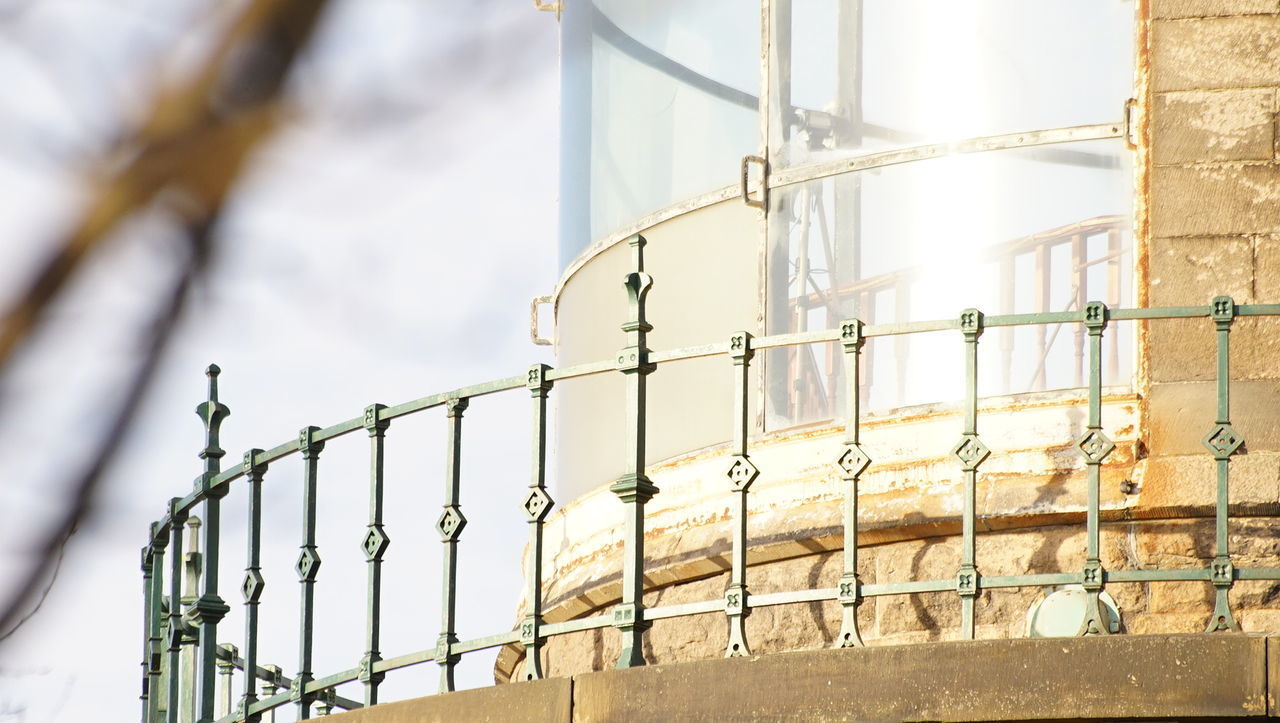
[181,517,201,721]
[1204,296,1242,632]
[192,365,231,722]
[724,332,757,657]
[166,499,188,723]
[261,665,283,723]
[834,320,870,648]
[141,544,152,720]
[436,397,469,693]
[611,234,658,669]
[145,523,167,723]
[952,309,988,639]
[295,426,325,718]
[217,644,237,718]
[241,449,267,721]
[520,366,554,680]
[1076,301,1114,636]
[360,404,390,703]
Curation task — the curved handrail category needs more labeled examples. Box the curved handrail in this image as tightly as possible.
[140,253,1280,721]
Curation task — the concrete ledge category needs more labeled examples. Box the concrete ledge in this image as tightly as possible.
[334,635,1270,721]
[328,677,572,722]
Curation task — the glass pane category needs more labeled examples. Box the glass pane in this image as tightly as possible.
[764,139,1134,429]
[770,0,1136,169]
[560,0,760,267]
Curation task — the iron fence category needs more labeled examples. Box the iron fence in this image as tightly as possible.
[141,234,1279,722]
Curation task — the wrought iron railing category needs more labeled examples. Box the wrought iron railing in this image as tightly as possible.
[141,234,1279,722]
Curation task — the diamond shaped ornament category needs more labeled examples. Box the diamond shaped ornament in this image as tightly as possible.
[437,507,467,541]
[836,444,871,478]
[522,487,554,522]
[1203,423,1244,459]
[295,547,321,582]
[362,526,390,561]
[952,436,990,470]
[725,456,760,491]
[242,569,265,603]
[1076,430,1115,464]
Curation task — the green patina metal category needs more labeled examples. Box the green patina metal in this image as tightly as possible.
[295,426,324,719]
[834,318,868,649]
[953,308,986,640]
[361,403,390,704]
[192,366,231,723]
[724,330,755,658]
[436,397,469,693]
[1078,301,1114,636]
[1206,296,1241,633]
[609,234,657,670]
[240,449,266,721]
[522,364,554,681]
[140,282,1280,722]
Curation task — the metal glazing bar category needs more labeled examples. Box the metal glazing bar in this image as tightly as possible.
[241,450,266,721]
[436,397,469,693]
[952,309,987,639]
[193,366,231,722]
[166,499,187,723]
[611,235,658,669]
[1076,302,1113,636]
[521,366,554,680]
[295,426,325,719]
[834,319,869,648]
[1205,296,1241,632]
[768,122,1125,190]
[724,332,756,657]
[360,404,390,704]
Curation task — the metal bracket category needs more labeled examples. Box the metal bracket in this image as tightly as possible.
[1123,97,1138,150]
[740,155,768,210]
[530,295,553,346]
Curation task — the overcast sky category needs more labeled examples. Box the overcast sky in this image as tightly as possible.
[0,1,560,719]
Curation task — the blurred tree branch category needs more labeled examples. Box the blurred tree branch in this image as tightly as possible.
[0,0,331,643]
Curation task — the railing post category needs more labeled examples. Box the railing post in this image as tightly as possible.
[724,332,757,657]
[521,366,555,680]
[192,365,231,722]
[611,234,658,669]
[217,643,237,719]
[142,523,166,723]
[261,665,283,723]
[241,449,267,721]
[1076,301,1115,636]
[360,404,390,704]
[181,517,201,721]
[1204,296,1242,632]
[952,309,987,640]
[436,397,469,693]
[295,426,325,719]
[834,319,869,648]
[165,498,188,723]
